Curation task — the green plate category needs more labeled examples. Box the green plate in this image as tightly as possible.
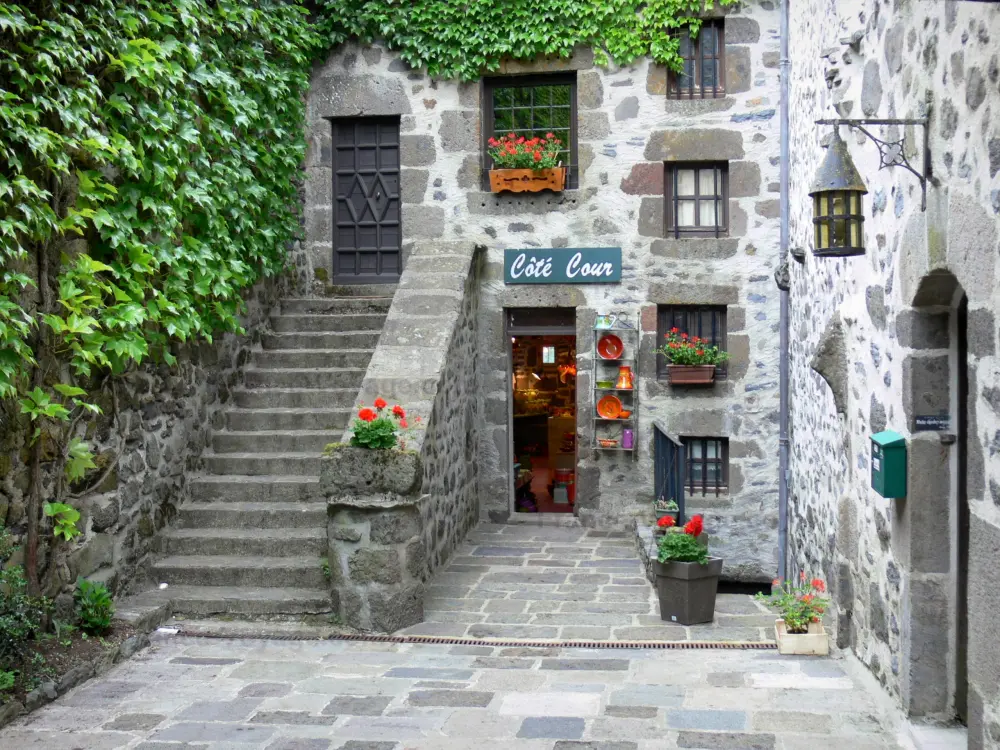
[596,381,614,389]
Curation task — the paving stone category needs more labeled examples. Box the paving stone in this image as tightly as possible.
[252,710,340,725]
[383,667,474,680]
[609,684,685,707]
[667,709,748,730]
[708,672,748,687]
[553,683,607,693]
[102,713,166,731]
[406,690,494,707]
[339,716,443,740]
[230,661,320,681]
[751,710,833,732]
[152,722,276,743]
[605,705,658,718]
[135,743,208,750]
[467,624,560,638]
[560,626,613,640]
[169,656,243,665]
[240,682,294,698]
[267,740,332,750]
[517,716,586,739]
[175,698,262,721]
[552,743,638,750]
[322,695,393,716]
[499,692,601,717]
[541,658,630,671]
[337,742,398,750]
[589,716,668,740]
[676,731,776,749]
[471,657,535,669]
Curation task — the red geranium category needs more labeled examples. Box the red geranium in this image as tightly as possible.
[373,397,387,410]
[657,515,676,528]
[357,407,377,422]
[683,514,704,537]
[392,404,406,418]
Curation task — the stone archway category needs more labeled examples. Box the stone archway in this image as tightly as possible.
[893,269,969,721]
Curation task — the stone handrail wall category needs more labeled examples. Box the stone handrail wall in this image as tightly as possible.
[321,241,484,631]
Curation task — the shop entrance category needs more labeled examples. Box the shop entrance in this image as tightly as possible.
[506,308,577,514]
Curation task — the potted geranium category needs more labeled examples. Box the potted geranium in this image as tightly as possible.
[655,328,730,385]
[756,574,830,655]
[654,515,722,625]
[653,497,679,523]
[349,397,409,449]
[487,132,566,193]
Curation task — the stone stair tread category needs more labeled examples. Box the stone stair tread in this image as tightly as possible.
[203,451,324,458]
[265,329,385,336]
[216,429,341,437]
[191,475,319,484]
[164,618,343,638]
[181,500,326,512]
[234,387,358,396]
[164,527,326,540]
[154,555,323,569]
[254,348,375,354]
[246,367,366,373]
[160,585,331,602]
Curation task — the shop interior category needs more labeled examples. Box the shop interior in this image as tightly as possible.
[511,335,577,513]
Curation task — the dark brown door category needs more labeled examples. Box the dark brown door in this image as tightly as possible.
[332,118,401,284]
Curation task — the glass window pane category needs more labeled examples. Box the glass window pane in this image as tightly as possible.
[690,463,704,482]
[706,441,718,459]
[550,108,570,129]
[542,346,555,364]
[832,192,846,216]
[702,59,717,88]
[850,219,862,248]
[817,219,830,249]
[698,169,717,195]
[679,35,693,57]
[513,109,533,130]
[833,219,848,246]
[494,88,513,108]
[677,169,696,195]
[690,441,703,459]
[698,200,717,226]
[700,26,716,50]
[677,200,696,226]
[494,110,513,132]
[706,463,721,483]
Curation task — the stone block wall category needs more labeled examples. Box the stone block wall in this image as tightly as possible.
[787,0,1000,739]
[0,251,294,605]
[321,242,483,631]
[305,0,784,583]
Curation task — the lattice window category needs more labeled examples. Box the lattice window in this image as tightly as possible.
[669,20,725,99]
[665,163,729,238]
[682,437,729,496]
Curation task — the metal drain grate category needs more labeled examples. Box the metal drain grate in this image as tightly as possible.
[173,629,777,650]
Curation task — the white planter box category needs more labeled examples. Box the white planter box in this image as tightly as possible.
[774,619,829,655]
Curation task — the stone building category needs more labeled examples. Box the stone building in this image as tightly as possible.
[786,0,1000,745]
[304,0,784,582]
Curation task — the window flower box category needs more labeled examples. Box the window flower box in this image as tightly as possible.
[487,133,566,194]
[774,619,829,655]
[488,167,566,193]
[666,364,717,385]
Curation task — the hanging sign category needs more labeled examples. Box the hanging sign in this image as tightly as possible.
[504,247,622,284]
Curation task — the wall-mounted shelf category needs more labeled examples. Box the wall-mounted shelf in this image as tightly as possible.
[592,319,638,459]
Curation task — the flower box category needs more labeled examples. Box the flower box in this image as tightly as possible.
[653,556,723,625]
[489,167,567,194]
[666,364,716,385]
[774,619,829,655]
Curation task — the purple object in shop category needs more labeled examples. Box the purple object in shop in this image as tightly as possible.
[622,429,634,449]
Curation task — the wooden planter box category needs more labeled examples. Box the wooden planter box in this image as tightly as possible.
[653,557,723,625]
[489,167,566,193]
[774,619,829,655]
[667,364,716,385]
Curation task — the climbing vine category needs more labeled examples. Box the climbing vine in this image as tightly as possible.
[315,0,740,80]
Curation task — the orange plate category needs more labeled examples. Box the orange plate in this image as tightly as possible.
[597,334,624,360]
[596,394,622,419]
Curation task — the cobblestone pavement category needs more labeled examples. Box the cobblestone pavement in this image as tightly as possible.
[398,522,777,642]
[0,634,902,749]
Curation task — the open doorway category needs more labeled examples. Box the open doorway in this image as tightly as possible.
[506,308,577,514]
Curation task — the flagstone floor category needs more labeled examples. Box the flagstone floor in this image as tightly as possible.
[399,522,775,642]
[0,633,903,749]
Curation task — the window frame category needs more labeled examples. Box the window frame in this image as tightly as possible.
[482,73,579,190]
[681,437,729,497]
[664,162,730,238]
[657,305,728,380]
[668,19,726,99]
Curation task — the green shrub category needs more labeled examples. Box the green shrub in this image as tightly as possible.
[0,530,49,665]
[0,670,15,694]
[74,578,114,635]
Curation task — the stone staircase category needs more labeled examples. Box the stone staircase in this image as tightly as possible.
[149,286,395,617]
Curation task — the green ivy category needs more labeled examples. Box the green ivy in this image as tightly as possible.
[316,0,739,80]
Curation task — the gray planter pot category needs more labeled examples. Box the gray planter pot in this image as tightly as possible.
[654,557,723,626]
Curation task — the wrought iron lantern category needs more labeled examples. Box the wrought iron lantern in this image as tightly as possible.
[809,130,867,257]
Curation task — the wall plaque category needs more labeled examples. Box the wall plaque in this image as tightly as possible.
[504,247,622,284]
[914,414,950,431]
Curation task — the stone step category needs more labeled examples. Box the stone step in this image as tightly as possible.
[244,367,366,390]
[189,476,321,503]
[202,452,323,477]
[234,388,358,409]
[152,555,327,588]
[270,313,387,333]
[324,284,398,298]
[262,331,381,351]
[225,408,351,432]
[162,586,332,617]
[159,528,326,557]
[212,430,339,454]
[166,617,341,636]
[176,501,327,529]
[281,297,392,315]
[251,348,374,370]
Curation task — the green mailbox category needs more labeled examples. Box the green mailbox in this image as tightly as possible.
[871,430,906,498]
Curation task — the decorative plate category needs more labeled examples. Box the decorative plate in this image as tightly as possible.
[596,394,623,419]
[597,334,624,360]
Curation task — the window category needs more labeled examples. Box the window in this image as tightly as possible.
[657,305,728,379]
[682,437,729,496]
[665,163,728,237]
[484,74,578,188]
[542,346,556,364]
[669,20,725,99]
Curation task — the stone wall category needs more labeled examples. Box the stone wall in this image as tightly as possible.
[0,253,292,607]
[787,0,1000,741]
[304,0,784,583]
[321,242,483,631]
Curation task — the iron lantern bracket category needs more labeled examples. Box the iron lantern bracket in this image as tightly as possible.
[816,118,930,210]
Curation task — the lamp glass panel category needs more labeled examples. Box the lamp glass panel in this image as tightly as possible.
[850,218,862,248]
